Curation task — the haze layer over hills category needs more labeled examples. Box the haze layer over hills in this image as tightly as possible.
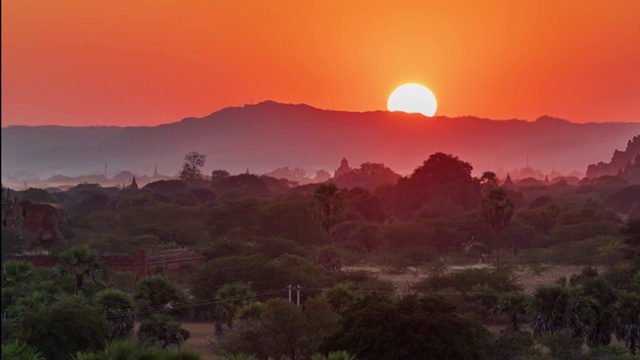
[2,101,639,179]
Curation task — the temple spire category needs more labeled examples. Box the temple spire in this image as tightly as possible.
[130,176,139,190]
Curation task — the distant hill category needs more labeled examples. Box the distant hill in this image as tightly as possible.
[2,101,639,179]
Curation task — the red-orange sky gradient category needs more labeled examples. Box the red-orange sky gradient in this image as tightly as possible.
[2,0,640,126]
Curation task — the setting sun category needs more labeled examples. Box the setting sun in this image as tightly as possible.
[387,84,438,117]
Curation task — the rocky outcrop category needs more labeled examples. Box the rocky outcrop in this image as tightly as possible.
[587,135,640,183]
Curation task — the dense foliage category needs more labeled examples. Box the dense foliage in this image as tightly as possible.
[2,151,639,359]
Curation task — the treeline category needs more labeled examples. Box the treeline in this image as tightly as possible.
[2,151,639,359]
[2,247,639,359]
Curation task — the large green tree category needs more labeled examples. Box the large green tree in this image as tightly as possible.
[327,294,492,360]
[16,296,110,360]
[394,152,481,216]
[179,151,207,181]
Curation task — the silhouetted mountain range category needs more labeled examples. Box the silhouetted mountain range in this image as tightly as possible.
[2,101,639,180]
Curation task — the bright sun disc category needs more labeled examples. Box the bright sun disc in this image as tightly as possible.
[387,83,437,117]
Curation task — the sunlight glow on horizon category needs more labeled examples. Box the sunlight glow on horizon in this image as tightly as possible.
[2,0,639,126]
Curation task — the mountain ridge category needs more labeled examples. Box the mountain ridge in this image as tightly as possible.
[2,101,639,179]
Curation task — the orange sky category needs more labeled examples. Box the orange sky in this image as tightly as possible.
[2,0,640,126]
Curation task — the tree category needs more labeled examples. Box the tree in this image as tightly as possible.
[213,282,254,329]
[179,151,206,181]
[480,171,499,193]
[313,183,344,241]
[580,277,618,348]
[16,296,110,360]
[614,291,640,355]
[212,169,231,183]
[1,340,46,360]
[480,187,514,268]
[621,218,640,260]
[94,288,135,340]
[327,294,492,360]
[216,302,269,359]
[494,292,529,333]
[321,283,356,314]
[259,299,307,360]
[394,153,481,216]
[137,313,190,349]
[134,274,186,316]
[301,297,341,358]
[54,245,107,296]
[529,285,590,337]
[2,260,34,294]
[316,246,342,271]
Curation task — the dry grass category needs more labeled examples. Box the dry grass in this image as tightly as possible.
[343,264,587,294]
[181,322,217,360]
[514,265,585,293]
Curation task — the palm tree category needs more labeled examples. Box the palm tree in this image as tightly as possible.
[2,260,34,289]
[614,291,640,355]
[580,277,618,348]
[94,288,135,340]
[138,313,190,349]
[134,274,185,316]
[530,284,592,337]
[480,187,514,268]
[213,282,254,330]
[494,292,529,333]
[313,183,344,241]
[53,245,107,296]
[1,340,46,360]
[2,260,36,321]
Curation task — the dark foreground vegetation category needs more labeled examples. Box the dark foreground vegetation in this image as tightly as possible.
[2,151,639,359]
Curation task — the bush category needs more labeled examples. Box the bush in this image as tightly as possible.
[516,236,626,266]
[551,221,618,243]
[414,267,522,293]
[16,296,110,360]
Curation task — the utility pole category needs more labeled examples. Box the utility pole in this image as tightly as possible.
[287,285,293,303]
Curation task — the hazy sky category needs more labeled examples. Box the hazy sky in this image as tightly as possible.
[2,0,640,126]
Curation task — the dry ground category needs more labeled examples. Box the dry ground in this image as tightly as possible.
[181,322,216,360]
[343,263,587,294]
